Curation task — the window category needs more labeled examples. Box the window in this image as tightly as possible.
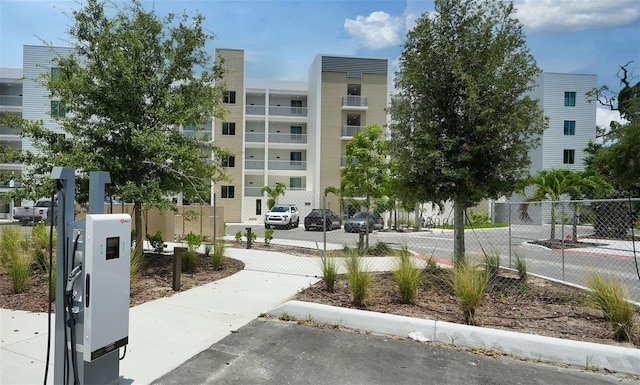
[290,151,302,165]
[563,149,575,164]
[290,99,302,114]
[290,125,302,140]
[347,84,361,96]
[51,100,65,117]
[51,67,60,80]
[290,177,301,189]
[223,91,236,104]
[222,122,236,135]
[221,185,235,198]
[564,92,576,107]
[222,155,235,168]
[563,120,576,135]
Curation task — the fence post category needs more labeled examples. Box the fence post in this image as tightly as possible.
[173,247,186,291]
[246,227,252,249]
[213,193,217,244]
[322,195,327,258]
[561,202,565,282]
[508,202,512,268]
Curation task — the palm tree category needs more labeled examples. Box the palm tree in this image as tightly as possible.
[324,185,345,216]
[528,169,611,241]
[261,182,286,210]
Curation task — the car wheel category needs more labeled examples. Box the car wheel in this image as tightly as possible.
[305,226,310,231]
[265,224,271,229]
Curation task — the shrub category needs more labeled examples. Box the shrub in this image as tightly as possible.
[182,249,198,273]
[344,248,370,306]
[450,260,489,325]
[185,231,201,252]
[211,239,226,270]
[392,246,423,304]
[0,226,21,268]
[146,230,165,253]
[515,252,528,284]
[264,228,274,245]
[586,271,636,342]
[468,211,490,225]
[234,231,242,242]
[32,221,54,250]
[7,253,32,294]
[320,256,338,293]
[130,247,145,283]
[483,253,500,279]
[369,241,392,256]
[33,248,48,272]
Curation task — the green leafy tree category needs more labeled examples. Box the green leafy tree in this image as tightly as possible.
[261,182,286,210]
[586,62,640,193]
[389,0,546,265]
[342,124,390,248]
[527,169,611,241]
[0,0,230,260]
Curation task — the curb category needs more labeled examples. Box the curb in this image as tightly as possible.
[269,300,640,376]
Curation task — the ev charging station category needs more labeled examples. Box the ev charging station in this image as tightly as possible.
[51,168,131,385]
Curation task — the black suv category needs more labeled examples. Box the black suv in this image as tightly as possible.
[304,209,342,231]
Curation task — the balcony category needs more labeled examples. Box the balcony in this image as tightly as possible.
[0,125,20,136]
[245,159,265,170]
[183,130,211,140]
[342,95,368,108]
[244,187,263,197]
[341,125,366,137]
[246,105,266,115]
[269,132,307,144]
[268,160,307,171]
[341,156,359,167]
[0,95,22,107]
[246,132,266,142]
[269,106,307,117]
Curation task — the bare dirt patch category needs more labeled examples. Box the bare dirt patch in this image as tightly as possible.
[0,253,244,313]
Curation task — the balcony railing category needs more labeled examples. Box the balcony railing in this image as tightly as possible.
[0,125,20,135]
[269,106,307,117]
[0,95,22,107]
[245,132,266,142]
[268,160,307,171]
[341,125,366,137]
[183,130,211,140]
[245,159,265,169]
[246,105,266,115]
[244,187,263,197]
[269,133,307,144]
[341,156,359,167]
[342,95,368,107]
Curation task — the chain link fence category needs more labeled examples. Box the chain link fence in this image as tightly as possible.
[138,196,639,302]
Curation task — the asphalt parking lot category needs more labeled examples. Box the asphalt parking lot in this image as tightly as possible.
[152,318,638,385]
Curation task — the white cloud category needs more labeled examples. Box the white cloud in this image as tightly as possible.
[596,106,627,129]
[514,0,640,33]
[344,11,404,50]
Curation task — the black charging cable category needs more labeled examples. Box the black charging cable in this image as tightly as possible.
[43,184,59,385]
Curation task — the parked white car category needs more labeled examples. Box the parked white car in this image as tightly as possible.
[264,204,300,229]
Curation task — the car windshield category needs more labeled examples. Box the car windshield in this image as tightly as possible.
[271,206,288,212]
[352,212,368,220]
[309,210,325,216]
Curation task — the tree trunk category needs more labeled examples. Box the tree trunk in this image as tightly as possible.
[550,203,556,240]
[453,198,465,266]
[134,200,144,261]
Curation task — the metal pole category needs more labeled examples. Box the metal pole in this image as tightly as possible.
[508,202,512,268]
[51,167,75,385]
[561,202,565,281]
[322,195,327,259]
[213,193,217,244]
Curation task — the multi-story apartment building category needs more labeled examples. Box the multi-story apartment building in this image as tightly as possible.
[0,67,23,218]
[214,49,391,222]
[528,72,597,174]
[2,45,596,224]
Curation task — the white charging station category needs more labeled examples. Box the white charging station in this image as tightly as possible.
[79,213,131,362]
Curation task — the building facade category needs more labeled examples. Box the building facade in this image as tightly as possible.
[214,49,391,222]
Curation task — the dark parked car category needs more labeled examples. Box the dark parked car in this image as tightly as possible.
[344,212,384,233]
[304,209,342,231]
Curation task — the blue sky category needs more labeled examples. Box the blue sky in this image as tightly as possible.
[1,0,639,126]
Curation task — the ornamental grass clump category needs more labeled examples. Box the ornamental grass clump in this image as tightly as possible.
[392,246,423,304]
[344,247,370,306]
[320,255,338,293]
[7,253,32,294]
[210,239,226,270]
[450,260,489,325]
[586,270,637,342]
[515,252,528,284]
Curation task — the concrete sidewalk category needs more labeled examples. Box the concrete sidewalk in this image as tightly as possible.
[1,249,319,385]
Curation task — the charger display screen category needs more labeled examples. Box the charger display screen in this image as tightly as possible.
[105,236,120,260]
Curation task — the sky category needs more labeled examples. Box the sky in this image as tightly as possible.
[1,0,639,127]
